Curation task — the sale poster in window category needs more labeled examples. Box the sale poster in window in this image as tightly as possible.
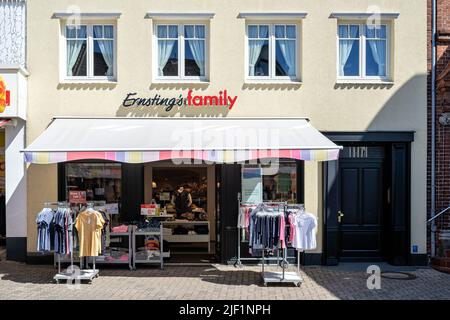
[242,167,262,204]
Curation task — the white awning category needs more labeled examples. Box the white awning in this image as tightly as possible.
[23,117,342,164]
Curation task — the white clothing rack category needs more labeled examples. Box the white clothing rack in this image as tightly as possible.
[48,201,106,283]
[236,194,303,287]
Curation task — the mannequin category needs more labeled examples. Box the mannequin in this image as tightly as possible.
[171,185,193,218]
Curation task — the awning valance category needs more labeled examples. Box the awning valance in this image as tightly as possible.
[23,117,342,164]
[0,119,12,127]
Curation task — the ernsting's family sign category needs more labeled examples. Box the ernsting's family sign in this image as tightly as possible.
[122,90,238,112]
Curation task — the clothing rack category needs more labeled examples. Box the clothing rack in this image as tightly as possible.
[236,193,303,287]
[235,195,287,268]
[51,201,106,284]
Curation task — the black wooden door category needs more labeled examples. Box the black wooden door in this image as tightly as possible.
[338,158,385,260]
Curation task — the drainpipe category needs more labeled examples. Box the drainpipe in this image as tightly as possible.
[431,0,437,258]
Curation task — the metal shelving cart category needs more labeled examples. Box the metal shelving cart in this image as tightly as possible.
[132,224,164,270]
[87,225,133,270]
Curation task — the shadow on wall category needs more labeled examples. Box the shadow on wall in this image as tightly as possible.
[241,83,303,91]
[116,104,231,118]
[337,74,427,131]
[56,83,117,91]
[149,83,209,91]
[368,74,427,131]
[334,83,394,90]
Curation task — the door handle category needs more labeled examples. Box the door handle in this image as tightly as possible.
[338,211,344,223]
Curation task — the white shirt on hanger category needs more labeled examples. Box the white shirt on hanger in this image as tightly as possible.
[292,212,318,250]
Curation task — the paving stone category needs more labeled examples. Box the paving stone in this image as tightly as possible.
[0,260,449,299]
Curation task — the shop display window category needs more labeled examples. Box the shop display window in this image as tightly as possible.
[65,163,122,220]
[151,167,208,220]
[243,160,297,204]
[64,163,129,262]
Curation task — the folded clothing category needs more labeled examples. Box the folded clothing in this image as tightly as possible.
[105,254,129,262]
[111,225,128,233]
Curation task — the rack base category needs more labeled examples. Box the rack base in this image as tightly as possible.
[54,269,99,284]
[262,271,302,287]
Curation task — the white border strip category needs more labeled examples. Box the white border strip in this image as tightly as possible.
[238,12,307,20]
[52,12,122,19]
[329,13,399,19]
[145,13,215,20]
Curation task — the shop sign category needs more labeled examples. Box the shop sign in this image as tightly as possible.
[141,203,160,216]
[0,69,27,120]
[0,76,10,113]
[242,166,263,204]
[69,191,87,204]
[122,89,238,112]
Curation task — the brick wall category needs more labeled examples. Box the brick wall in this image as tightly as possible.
[428,0,450,255]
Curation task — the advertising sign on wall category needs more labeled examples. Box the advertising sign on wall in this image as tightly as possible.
[0,68,27,120]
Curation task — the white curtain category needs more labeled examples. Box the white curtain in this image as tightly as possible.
[278,40,296,76]
[248,40,265,76]
[67,40,83,76]
[339,40,356,76]
[158,40,176,76]
[187,39,205,76]
[368,40,386,76]
[97,40,114,76]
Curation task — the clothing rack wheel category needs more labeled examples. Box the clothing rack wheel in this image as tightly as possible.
[279,259,289,269]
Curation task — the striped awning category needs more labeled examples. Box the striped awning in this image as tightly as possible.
[0,119,11,127]
[23,117,342,164]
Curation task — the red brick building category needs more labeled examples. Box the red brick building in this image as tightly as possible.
[428,0,450,272]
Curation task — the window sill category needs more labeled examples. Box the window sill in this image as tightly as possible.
[152,80,210,84]
[244,80,303,85]
[336,79,393,85]
[60,79,118,84]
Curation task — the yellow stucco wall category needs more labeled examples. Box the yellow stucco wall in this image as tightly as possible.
[26,0,427,254]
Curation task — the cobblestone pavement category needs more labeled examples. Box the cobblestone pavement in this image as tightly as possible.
[0,259,449,300]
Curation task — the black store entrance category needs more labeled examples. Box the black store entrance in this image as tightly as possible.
[323,132,413,266]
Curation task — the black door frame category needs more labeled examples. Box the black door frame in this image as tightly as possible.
[322,132,414,266]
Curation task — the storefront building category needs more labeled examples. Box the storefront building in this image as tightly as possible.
[17,0,427,266]
[0,0,27,262]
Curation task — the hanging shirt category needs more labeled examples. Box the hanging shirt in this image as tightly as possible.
[279,214,286,249]
[75,209,105,257]
[36,208,54,252]
[238,207,247,228]
[291,212,318,250]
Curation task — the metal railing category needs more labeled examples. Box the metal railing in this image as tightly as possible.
[428,205,450,223]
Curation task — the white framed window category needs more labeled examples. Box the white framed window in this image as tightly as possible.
[154,23,208,81]
[64,23,116,81]
[337,23,389,81]
[246,23,299,81]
